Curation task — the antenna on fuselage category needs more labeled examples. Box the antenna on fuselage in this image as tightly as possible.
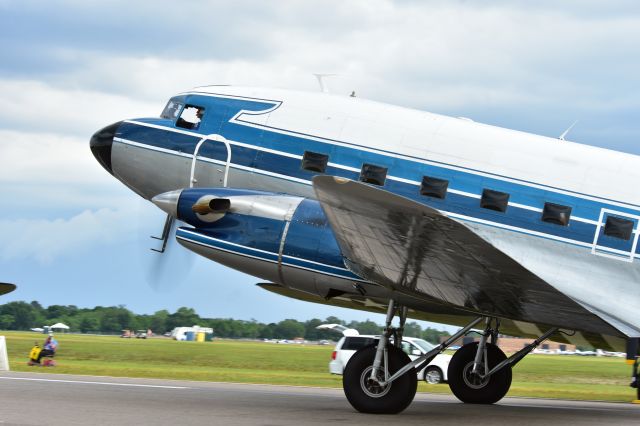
[313,73,338,93]
[559,120,579,141]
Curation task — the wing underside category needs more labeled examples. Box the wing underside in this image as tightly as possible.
[257,283,625,351]
[311,176,624,341]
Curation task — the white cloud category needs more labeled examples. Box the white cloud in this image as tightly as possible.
[0,130,105,184]
[0,79,158,136]
[0,129,138,213]
[3,2,639,142]
[0,206,142,264]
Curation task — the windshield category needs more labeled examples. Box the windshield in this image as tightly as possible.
[161,98,184,120]
[410,338,436,352]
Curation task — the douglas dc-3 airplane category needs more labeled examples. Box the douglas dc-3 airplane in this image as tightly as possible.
[90,85,640,413]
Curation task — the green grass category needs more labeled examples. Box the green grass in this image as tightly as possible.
[2,331,635,401]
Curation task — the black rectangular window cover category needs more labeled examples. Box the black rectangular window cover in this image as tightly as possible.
[301,151,329,173]
[604,215,634,240]
[420,176,448,199]
[480,189,509,212]
[542,202,572,226]
[360,164,387,186]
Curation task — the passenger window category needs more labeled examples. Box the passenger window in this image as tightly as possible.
[541,202,572,226]
[176,105,205,130]
[480,189,509,213]
[420,176,448,199]
[604,216,634,240]
[161,99,184,120]
[360,164,387,186]
[301,151,329,173]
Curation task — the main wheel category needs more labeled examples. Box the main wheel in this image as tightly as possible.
[447,342,512,404]
[343,344,417,414]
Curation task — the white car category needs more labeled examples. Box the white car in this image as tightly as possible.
[328,334,451,384]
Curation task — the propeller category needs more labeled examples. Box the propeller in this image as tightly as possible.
[145,212,195,293]
[144,191,231,292]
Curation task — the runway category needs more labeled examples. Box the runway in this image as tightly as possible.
[0,372,638,426]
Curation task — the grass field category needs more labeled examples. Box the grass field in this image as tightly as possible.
[2,331,635,402]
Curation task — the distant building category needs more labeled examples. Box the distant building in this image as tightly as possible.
[442,336,576,353]
[496,337,575,353]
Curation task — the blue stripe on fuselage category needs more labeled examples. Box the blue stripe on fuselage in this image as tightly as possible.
[119,94,640,255]
[175,227,362,280]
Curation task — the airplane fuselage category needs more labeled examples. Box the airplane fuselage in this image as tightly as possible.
[90,86,640,349]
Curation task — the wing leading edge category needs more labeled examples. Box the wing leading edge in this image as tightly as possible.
[312,176,622,338]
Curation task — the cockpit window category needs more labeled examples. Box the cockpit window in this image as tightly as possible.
[161,99,184,120]
[176,105,205,130]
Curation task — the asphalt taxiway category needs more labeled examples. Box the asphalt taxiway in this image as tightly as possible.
[0,372,638,426]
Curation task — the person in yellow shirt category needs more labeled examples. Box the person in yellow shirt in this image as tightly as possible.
[28,342,41,366]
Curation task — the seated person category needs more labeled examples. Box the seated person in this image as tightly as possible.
[36,335,58,364]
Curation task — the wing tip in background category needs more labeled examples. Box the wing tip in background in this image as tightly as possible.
[0,282,17,296]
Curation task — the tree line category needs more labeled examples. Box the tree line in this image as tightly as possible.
[0,301,450,342]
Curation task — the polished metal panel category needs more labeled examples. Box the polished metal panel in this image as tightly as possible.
[111,141,191,199]
[467,222,640,338]
[312,176,623,337]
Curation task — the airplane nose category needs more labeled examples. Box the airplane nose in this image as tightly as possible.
[90,121,122,175]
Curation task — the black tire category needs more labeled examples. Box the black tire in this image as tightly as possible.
[343,344,417,414]
[447,342,512,404]
[424,366,443,384]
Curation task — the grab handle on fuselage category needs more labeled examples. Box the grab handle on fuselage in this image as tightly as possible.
[190,134,232,188]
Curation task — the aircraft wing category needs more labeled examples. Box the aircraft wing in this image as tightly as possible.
[0,283,16,296]
[312,176,622,338]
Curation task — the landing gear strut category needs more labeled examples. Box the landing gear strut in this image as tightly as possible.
[342,307,558,412]
[343,301,483,413]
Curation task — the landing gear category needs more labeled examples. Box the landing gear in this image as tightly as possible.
[446,319,557,405]
[343,345,417,414]
[343,300,417,414]
[340,304,558,412]
[342,301,484,413]
[448,342,512,404]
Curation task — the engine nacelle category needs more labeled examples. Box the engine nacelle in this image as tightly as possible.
[152,188,366,298]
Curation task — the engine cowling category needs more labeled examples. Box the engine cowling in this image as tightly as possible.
[152,188,365,298]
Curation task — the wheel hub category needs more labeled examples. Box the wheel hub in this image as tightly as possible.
[425,369,441,384]
[462,362,489,389]
[360,366,392,398]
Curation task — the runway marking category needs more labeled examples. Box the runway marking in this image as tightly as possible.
[0,376,189,389]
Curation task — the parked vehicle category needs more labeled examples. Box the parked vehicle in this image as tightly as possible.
[317,325,450,384]
[134,329,148,339]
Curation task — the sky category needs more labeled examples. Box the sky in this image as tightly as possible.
[1,1,639,329]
